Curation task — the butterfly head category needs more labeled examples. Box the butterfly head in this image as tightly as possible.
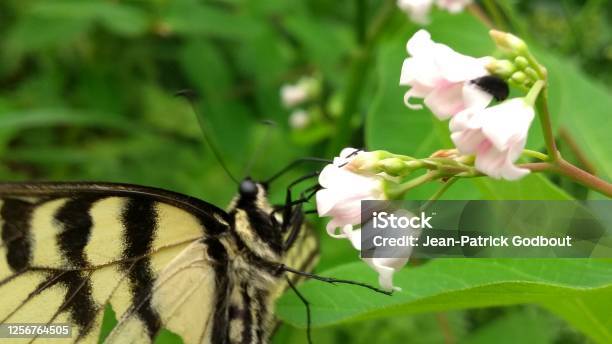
[238,177,260,199]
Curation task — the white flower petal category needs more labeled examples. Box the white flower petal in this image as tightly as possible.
[424,82,465,120]
[406,29,434,55]
[365,257,408,291]
[280,84,308,108]
[436,0,472,12]
[478,99,534,151]
[449,99,534,181]
[462,82,494,111]
[401,30,491,118]
[317,148,387,234]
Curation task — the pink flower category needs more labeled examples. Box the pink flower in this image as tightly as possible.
[335,228,408,291]
[397,0,435,25]
[400,30,493,120]
[280,83,308,108]
[316,148,386,237]
[450,98,535,180]
[397,0,473,25]
[288,109,310,129]
[337,209,416,291]
[437,0,472,13]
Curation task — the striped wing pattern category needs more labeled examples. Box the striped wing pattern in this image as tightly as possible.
[0,183,232,344]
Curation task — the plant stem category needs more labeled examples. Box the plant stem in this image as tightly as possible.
[356,0,367,44]
[519,161,612,197]
[534,88,560,161]
[388,171,440,199]
[558,127,598,174]
[520,162,552,173]
[482,0,507,30]
[522,149,549,161]
[554,158,612,197]
[421,178,458,211]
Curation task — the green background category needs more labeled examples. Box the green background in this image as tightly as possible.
[0,0,610,343]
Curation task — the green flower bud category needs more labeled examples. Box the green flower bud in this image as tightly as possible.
[511,71,528,83]
[486,59,516,78]
[489,30,527,55]
[514,56,529,69]
[524,67,539,81]
[379,158,406,175]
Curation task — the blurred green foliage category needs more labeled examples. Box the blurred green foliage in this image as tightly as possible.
[0,0,610,343]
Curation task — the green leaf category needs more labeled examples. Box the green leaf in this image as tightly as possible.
[277,259,612,343]
[162,2,263,39]
[460,308,556,344]
[282,15,353,77]
[474,174,573,200]
[30,0,149,36]
[0,108,140,132]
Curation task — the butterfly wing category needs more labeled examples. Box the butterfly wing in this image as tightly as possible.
[0,182,232,344]
[105,239,229,344]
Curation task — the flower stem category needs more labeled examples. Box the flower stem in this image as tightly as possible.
[482,0,507,30]
[420,178,458,211]
[522,149,549,161]
[554,158,612,198]
[534,87,560,161]
[519,161,612,197]
[387,172,440,199]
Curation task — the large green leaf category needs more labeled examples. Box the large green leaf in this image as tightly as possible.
[30,0,149,36]
[277,259,612,343]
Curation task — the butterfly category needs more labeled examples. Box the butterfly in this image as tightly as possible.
[0,175,322,344]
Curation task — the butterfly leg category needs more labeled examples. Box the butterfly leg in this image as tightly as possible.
[286,276,312,344]
[279,264,393,296]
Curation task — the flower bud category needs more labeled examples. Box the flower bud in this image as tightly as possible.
[288,109,310,129]
[511,71,528,84]
[524,67,539,81]
[514,56,529,69]
[379,158,408,175]
[347,150,394,173]
[486,59,515,79]
[489,30,527,55]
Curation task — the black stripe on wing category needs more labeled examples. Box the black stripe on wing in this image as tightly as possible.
[120,196,162,339]
[53,196,103,338]
[1,198,35,272]
[107,237,231,344]
[55,196,103,269]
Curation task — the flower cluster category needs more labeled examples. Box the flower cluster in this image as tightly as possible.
[316,148,408,291]
[397,0,472,25]
[314,30,551,292]
[400,30,537,180]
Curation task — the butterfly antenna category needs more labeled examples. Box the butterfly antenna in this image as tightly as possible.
[175,89,239,184]
[265,157,332,184]
[243,119,276,178]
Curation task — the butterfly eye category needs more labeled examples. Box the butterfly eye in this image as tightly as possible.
[239,178,258,197]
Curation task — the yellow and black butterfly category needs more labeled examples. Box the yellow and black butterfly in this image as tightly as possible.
[0,174,322,343]
[0,92,391,343]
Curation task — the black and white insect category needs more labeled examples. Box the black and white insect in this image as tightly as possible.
[0,93,389,344]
